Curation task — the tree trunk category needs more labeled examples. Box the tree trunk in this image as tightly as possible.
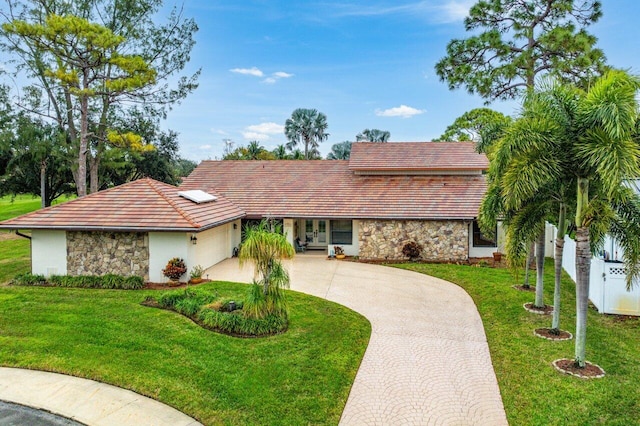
[551,203,567,332]
[552,237,565,331]
[77,82,89,197]
[89,153,100,194]
[575,226,591,367]
[524,242,534,288]
[40,159,47,209]
[534,230,545,307]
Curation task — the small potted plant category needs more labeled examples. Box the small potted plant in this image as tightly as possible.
[162,257,187,285]
[334,246,345,259]
[189,265,205,284]
[493,251,502,263]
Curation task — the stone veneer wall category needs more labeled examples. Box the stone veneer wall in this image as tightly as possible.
[67,231,149,279]
[358,220,468,261]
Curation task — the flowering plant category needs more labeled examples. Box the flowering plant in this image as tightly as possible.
[162,257,187,280]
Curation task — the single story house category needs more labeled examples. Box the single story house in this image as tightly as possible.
[0,142,503,282]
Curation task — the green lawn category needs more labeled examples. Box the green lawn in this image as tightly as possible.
[0,282,371,425]
[395,261,640,426]
[0,194,74,221]
[0,195,39,283]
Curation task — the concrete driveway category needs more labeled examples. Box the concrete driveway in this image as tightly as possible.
[207,254,508,425]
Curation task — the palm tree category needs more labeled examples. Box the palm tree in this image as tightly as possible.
[245,140,265,160]
[272,144,289,160]
[239,220,295,318]
[327,141,352,160]
[493,71,640,368]
[356,128,390,142]
[284,108,329,160]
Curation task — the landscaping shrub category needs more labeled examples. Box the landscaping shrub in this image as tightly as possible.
[10,273,46,286]
[151,287,286,336]
[198,308,287,336]
[10,273,143,289]
[402,241,423,261]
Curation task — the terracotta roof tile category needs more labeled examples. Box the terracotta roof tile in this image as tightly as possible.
[348,141,488,173]
[0,178,245,231]
[181,160,487,220]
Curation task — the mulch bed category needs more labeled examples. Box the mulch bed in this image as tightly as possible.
[534,328,572,341]
[512,285,536,292]
[552,359,606,379]
[523,302,554,315]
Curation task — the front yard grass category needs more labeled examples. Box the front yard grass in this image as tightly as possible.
[0,282,371,425]
[395,261,640,426]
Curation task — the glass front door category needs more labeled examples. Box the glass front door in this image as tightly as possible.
[304,219,327,248]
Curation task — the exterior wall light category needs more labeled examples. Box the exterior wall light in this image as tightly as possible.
[190,234,198,245]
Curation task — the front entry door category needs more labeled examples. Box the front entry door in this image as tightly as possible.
[305,219,327,248]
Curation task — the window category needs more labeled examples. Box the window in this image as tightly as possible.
[330,220,353,245]
[473,221,496,247]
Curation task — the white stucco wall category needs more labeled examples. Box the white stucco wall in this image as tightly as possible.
[31,230,67,277]
[148,232,190,283]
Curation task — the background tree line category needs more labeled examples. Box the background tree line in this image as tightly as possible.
[0,0,199,203]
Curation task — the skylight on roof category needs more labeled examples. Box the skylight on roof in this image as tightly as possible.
[178,190,217,204]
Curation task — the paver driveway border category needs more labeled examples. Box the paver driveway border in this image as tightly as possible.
[207,255,508,425]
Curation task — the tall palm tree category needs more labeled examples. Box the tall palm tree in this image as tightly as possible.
[284,108,329,160]
[356,128,390,142]
[493,71,640,368]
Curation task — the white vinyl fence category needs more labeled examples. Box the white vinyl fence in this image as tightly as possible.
[555,224,640,316]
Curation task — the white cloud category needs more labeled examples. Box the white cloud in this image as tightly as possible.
[375,105,426,118]
[230,67,264,77]
[242,122,285,140]
[199,144,212,150]
[210,128,228,135]
[436,1,473,23]
[329,1,471,24]
[262,71,294,84]
[273,71,294,78]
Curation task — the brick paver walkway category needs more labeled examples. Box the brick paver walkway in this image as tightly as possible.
[208,255,508,425]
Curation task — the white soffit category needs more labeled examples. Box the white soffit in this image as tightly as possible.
[178,190,217,204]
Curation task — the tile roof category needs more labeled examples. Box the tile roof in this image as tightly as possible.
[348,142,488,173]
[180,160,487,220]
[0,178,245,231]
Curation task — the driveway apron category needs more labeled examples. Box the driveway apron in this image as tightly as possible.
[208,255,508,425]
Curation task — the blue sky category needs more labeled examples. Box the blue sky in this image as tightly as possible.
[163,1,640,161]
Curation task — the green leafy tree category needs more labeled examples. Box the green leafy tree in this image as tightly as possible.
[489,71,640,368]
[0,115,74,206]
[284,108,329,160]
[435,108,511,153]
[439,0,608,307]
[327,141,352,160]
[222,141,275,160]
[435,0,605,101]
[356,128,390,142]
[3,14,156,197]
[1,0,199,195]
[238,220,295,318]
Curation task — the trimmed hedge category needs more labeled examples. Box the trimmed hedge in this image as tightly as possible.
[11,273,144,289]
[151,288,287,337]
